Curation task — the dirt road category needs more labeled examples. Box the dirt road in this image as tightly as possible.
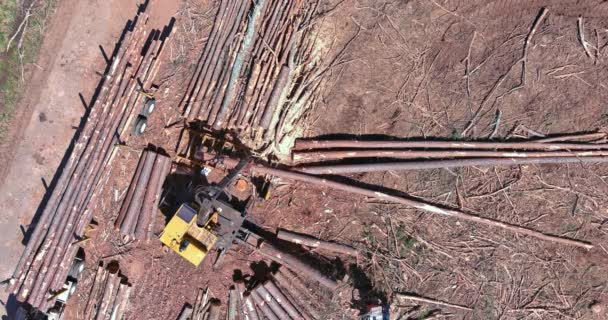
[0,0,177,317]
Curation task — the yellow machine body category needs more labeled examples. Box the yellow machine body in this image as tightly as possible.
[160,204,218,266]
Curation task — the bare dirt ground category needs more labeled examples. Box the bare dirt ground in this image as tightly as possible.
[8,0,608,319]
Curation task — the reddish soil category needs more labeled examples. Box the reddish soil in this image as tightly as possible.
[11,0,608,319]
[301,0,608,319]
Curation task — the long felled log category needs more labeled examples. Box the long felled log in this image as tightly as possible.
[95,270,120,320]
[117,149,170,240]
[18,18,149,306]
[250,290,279,320]
[84,265,108,319]
[277,229,358,257]
[12,6,172,310]
[273,270,319,320]
[200,154,595,249]
[249,164,593,249]
[195,0,247,121]
[135,154,170,239]
[237,282,259,320]
[263,280,303,320]
[292,149,608,163]
[293,139,608,151]
[120,150,157,237]
[297,156,608,175]
[243,295,261,320]
[48,30,168,301]
[256,238,338,290]
[110,283,132,320]
[259,65,290,130]
[254,285,291,319]
[115,150,148,229]
[189,0,238,119]
[227,287,239,320]
[212,0,268,129]
[182,0,229,117]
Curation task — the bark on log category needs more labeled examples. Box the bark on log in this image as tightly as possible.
[243,295,260,320]
[111,283,132,320]
[148,156,172,239]
[191,0,244,120]
[536,132,606,142]
[259,65,290,129]
[120,151,157,237]
[273,272,318,320]
[202,0,250,122]
[297,156,608,175]
[135,154,169,239]
[256,239,338,290]
[84,266,108,319]
[237,282,258,320]
[292,149,608,163]
[250,290,279,320]
[115,150,146,229]
[11,21,142,291]
[207,300,221,320]
[212,0,268,129]
[263,280,303,320]
[277,229,358,256]
[249,164,593,249]
[182,0,229,117]
[227,287,238,320]
[23,39,135,304]
[255,285,291,319]
[94,271,120,320]
[177,305,193,320]
[293,139,608,151]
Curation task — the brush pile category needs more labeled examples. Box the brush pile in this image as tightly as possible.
[180,0,322,151]
[10,7,171,311]
[84,263,132,320]
[114,148,172,240]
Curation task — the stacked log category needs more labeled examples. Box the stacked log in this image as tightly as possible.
[114,148,172,240]
[238,269,322,320]
[291,133,608,174]
[10,7,172,311]
[241,232,338,290]
[83,263,132,320]
[180,0,319,145]
[187,287,221,320]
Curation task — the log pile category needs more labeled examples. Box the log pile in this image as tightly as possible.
[114,148,172,240]
[180,288,221,320]
[84,263,132,320]
[180,0,320,149]
[243,232,338,290]
[292,132,608,174]
[237,267,325,320]
[10,7,171,311]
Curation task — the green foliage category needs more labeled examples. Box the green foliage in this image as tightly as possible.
[396,224,418,256]
[0,0,19,49]
[0,0,56,139]
[417,308,433,319]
